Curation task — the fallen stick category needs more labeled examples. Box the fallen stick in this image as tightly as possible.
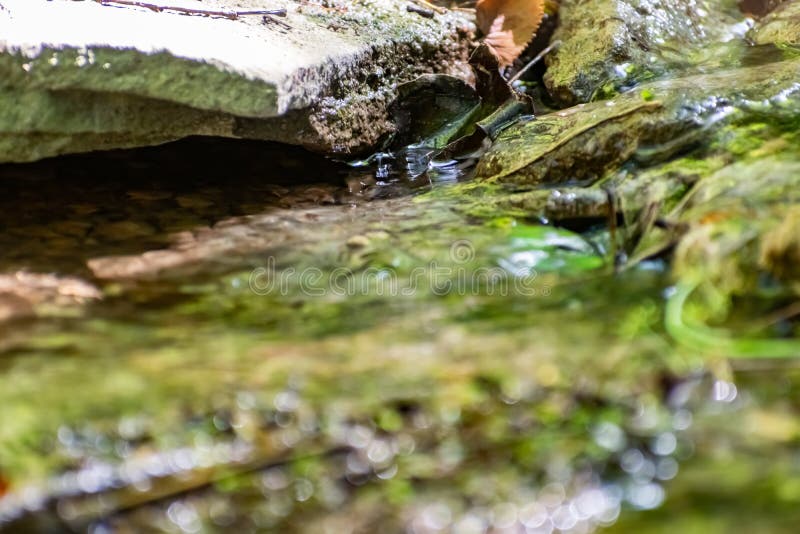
[508,40,561,83]
[410,0,445,14]
[94,0,287,20]
[407,3,434,18]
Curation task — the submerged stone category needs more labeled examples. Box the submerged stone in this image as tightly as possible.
[0,0,474,162]
[0,271,101,322]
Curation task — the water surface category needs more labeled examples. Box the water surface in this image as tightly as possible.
[0,137,798,533]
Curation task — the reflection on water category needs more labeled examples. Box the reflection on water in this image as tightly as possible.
[0,138,799,532]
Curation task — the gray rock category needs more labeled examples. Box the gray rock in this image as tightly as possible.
[543,0,744,106]
[0,0,475,162]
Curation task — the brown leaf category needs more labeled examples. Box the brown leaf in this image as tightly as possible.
[476,0,545,66]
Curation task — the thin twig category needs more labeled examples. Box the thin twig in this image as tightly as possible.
[95,0,287,20]
[410,0,446,14]
[749,300,800,331]
[604,186,620,268]
[509,40,561,84]
[263,13,292,30]
[407,4,434,18]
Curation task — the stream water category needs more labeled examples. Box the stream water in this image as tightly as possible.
[0,136,799,533]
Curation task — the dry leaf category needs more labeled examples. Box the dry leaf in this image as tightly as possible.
[476,0,545,66]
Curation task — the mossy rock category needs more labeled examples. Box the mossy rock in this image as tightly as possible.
[750,0,800,45]
[544,0,744,106]
[0,0,475,162]
[478,56,800,187]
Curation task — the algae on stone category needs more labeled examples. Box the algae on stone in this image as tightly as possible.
[544,0,745,106]
[467,49,800,340]
[477,54,800,187]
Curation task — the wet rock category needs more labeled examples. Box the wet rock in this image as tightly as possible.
[475,97,671,186]
[473,157,698,221]
[749,0,800,44]
[0,292,33,322]
[471,53,800,304]
[0,271,101,321]
[543,0,744,106]
[87,202,359,280]
[477,56,800,186]
[0,0,474,162]
[94,220,157,241]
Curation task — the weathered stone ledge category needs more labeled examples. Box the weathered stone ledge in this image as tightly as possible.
[0,0,475,162]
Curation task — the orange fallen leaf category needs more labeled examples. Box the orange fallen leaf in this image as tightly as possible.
[476,0,546,66]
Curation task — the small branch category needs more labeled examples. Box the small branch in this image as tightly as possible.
[748,300,800,332]
[410,0,445,14]
[508,40,561,84]
[263,13,292,30]
[406,4,434,18]
[94,0,287,20]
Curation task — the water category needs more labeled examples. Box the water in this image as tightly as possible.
[0,136,799,533]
